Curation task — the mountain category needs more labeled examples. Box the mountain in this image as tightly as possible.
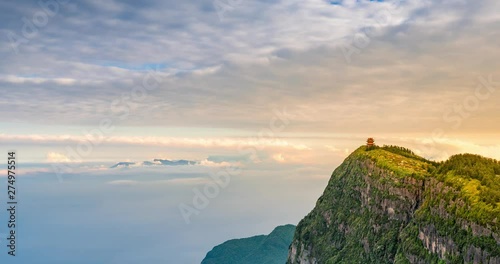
[109,159,197,168]
[153,159,196,166]
[202,224,296,264]
[288,145,500,264]
[109,161,135,168]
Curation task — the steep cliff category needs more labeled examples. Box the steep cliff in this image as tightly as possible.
[288,146,500,264]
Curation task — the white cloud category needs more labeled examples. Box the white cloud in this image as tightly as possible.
[416,137,500,161]
[325,145,341,152]
[198,159,240,167]
[272,153,286,163]
[46,152,73,163]
[0,75,78,85]
[107,177,210,186]
[1,134,311,151]
[107,180,139,185]
[0,168,51,177]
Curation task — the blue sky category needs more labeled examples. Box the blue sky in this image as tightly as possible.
[1,0,500,263]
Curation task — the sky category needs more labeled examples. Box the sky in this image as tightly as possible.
[0,0,500,263]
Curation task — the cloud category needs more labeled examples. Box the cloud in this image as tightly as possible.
[272,153,286,163]
[107,177,210,186]
[415,137,500,161]
[0,75,78,85]
[109,158,241,169]
[46,152,73,163]
[0,0,499,134]
[198,159,240,167]
[0,134,310,150]
[0,168,52,177]
[107,180,139,185]
[325,145,341,152]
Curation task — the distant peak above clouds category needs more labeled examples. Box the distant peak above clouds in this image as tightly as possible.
[152,159,197,166]
[109,158,230,168]
[109,162,136,168]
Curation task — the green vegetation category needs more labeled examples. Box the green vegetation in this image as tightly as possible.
[437,154,500,229]
[288,146,500,264]
[202,224,295,264]
[353,145,432,179]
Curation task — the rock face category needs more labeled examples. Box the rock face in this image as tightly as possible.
[287,146,500,264]
[202,224,295,264]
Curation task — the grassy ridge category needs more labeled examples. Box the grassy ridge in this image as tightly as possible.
[288,145,500,263]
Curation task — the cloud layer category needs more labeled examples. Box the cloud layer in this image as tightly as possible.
[1,0,499,134]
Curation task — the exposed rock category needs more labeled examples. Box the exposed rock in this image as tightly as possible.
[287,146,500,264]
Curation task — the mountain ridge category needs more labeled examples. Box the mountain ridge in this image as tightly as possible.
[201,224,296,264]
[287,145,500,264]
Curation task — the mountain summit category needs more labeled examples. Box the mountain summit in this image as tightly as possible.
[288,145,500,264]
